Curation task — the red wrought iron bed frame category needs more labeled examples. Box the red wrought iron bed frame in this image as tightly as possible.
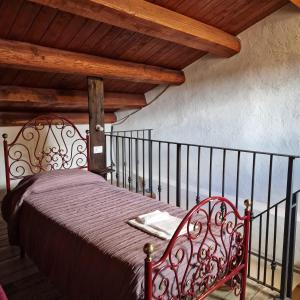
[2,114,90,192]
[2,114,250,299]
[143,197,250,300]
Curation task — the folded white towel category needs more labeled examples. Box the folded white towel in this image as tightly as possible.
[128,219,172,240]
[136,210,170,225]
[128,211,192,240]
[148,215,183,236]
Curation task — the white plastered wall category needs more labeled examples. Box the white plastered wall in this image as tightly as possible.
[115,4,300,268]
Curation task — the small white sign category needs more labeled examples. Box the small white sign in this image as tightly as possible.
[93,146,103,154]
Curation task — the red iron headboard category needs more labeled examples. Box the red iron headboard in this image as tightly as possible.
[2,114,90,191]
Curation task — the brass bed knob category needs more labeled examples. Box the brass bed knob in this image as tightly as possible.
[143,243,154,261]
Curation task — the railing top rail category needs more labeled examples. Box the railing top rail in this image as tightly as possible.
[105,133,300,159]
[105,129,153,134]
[252,189,300,220]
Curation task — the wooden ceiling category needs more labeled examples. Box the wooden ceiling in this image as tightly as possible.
[0,0,289,124]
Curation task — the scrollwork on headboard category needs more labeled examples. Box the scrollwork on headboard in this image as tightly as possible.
[2,114,90,191]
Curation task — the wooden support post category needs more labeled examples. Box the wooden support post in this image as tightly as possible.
[88,77,106,173]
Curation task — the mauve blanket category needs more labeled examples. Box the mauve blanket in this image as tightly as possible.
[1,169,187,300]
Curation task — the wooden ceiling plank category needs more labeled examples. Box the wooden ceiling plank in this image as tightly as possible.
[229,0,287,35]
[40,11,74,46]
[28,0,241,57]
[54,15,87,49]
[0,111,116,126]
[66,19,100,51]
[8,1,41,41]
[79,23,113,53]
[0,85,147,112]
[0,68,20,85]
[23,6,61,44]
[0,0,24,38]
[0,38,185,85]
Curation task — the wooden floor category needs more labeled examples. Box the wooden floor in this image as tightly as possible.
[0,213,277,300]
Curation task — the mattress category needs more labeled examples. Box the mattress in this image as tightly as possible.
[1,169,188,300]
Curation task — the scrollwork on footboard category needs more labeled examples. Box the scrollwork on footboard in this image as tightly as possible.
[144,197,251,300]
[2,114,90,191]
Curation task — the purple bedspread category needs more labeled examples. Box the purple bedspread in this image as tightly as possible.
[1,169,186,300]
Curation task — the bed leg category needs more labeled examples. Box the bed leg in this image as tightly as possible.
[240,270,247,300]
[20,246,25,259]
[144,243,154,300]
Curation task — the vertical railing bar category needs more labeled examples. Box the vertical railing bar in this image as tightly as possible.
[110,134,113,184]
[248,152,256,276]
[128,134,132,191]
[280,157,295,298]
[149,139,153,197]
[222,149,226,197]
[209,147,213,197]
[208,148,213,211]
[148,129,152,141]
[236,151,241,208]
[176,144,181,207]
[196,146,201,204]
[257,214,262,281]
[263,154,273,284]
[167,143,170,204]
[287,192,298,296]
[271,205,278,288]
[142,132,145,195]
[158,142,161,200]
[135,138,139,193]
[186,145,190,210]
[122,136,126,188]
[116,134,120,187]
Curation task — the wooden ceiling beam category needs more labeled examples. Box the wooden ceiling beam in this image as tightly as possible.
[0,112,116,126]
[0,38,184,85]
[28,0,241,57]
[290,0,300,8]
[0,85,146,112]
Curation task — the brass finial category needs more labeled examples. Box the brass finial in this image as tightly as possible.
[2,133,8,140]
[244,199,251,211]
[143,243,154,261]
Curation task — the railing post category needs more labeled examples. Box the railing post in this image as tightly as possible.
[286,192,298,296]
[280,156,295,299]
[176,144,181,207]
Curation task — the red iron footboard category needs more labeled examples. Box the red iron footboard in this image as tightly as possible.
[144,196,251,300]
[2,114,90,192]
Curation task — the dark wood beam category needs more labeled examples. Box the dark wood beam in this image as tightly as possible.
[88,77,106,172]
[290,0,300,8]
[0,86,146,112]
[0,112,116,126]
[29,0,241,57]
[0,38,185,85]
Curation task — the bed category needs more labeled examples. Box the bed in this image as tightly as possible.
[1,114,250,300]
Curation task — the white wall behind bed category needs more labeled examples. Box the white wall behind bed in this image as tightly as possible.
[114,4,300,268]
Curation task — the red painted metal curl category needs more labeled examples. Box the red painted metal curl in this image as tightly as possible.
[2,114,90,191]
[144,196,251,300]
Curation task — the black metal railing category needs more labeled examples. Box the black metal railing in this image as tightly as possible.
[105,131,299,299]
